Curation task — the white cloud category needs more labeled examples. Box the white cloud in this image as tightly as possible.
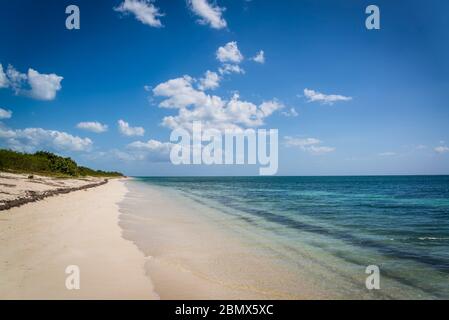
[153,76,283,130]
[216,42,243,63]
[76,121,108,133]
[284,137,321,148]
[281,107,298,117]
[252,50,265,64]
[118,119,145,136]
[27,68,63,100]
[434,146,449,154]
[0,108,12,119]
[215,42,245,75]
[284,136,335,155]
[0,125,92,152]
[128,139,172,153]
[127,139,174,162]
[153,76,283,131]
[218,64,245,75]
[198,70,220,90]
[1,64,63,101]
[6,65,27,94]
[0,64,8,88]
[303,88,352,105]
[188,0,227,29]
[114,0,164,28]
[307,145,336,154]
[153,75,206,109]
[150,42,282,132]
[259,100,283,117]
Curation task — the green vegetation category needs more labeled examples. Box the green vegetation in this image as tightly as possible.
[0,149,123,178]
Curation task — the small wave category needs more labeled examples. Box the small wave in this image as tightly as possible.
[418,237,449,241]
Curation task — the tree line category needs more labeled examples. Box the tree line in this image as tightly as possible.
[0,149,123,177]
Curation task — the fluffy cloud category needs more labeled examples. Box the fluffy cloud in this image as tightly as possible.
[0,126,92,152]
[303,88,352,105]
[114,0,164,28]
[284,136,335,155]
[188,0,227,29]
[127,139,173,162]
[0,108,12,119]
[252,50,265,64]
[281,107,298,117]
[27,69,63,100]
[118,119,145,136]
[153,75,283,131]
[0,64,63,101]
[434,146,449,154]
[218,64,245,75]
[153,76,205,109]
[76,121,108,133]
[216,42,243,64]
[214,42,246,76]
[127,139,172,153]
[198,70,220,90]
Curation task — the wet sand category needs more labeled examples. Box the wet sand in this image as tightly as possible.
[0,178,157,299]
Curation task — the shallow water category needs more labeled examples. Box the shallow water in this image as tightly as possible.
[123,176,449,299]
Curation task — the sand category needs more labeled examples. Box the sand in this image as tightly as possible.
[0,172,107,211]
[0,178,157,299]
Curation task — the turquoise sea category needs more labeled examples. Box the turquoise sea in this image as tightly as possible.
[133,176,449,299]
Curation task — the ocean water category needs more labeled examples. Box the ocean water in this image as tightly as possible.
[132,176,449,299]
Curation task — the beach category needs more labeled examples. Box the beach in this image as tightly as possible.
[0,174,327,299]
[0,176,157,299]
[1,175,448,299]
[0,174,318,299]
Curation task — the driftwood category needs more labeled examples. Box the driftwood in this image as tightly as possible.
[0,179,108,211]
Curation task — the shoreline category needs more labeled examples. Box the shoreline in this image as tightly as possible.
[119,179,330,299]
[0,178,157,299]
[2,176,440,299]
[0,177,109,211]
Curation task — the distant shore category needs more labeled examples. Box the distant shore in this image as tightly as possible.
[0,177,157,299]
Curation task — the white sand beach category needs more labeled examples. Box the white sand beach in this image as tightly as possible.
[0,177,157,299]
[0,174,315,300]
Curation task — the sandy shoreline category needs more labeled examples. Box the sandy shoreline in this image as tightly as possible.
[0,174,314,300]
[0,175,332,300]
[0,178,157,299]
[0,172,108,211]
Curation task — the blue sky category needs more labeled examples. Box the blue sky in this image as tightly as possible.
[1,0,449,176]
